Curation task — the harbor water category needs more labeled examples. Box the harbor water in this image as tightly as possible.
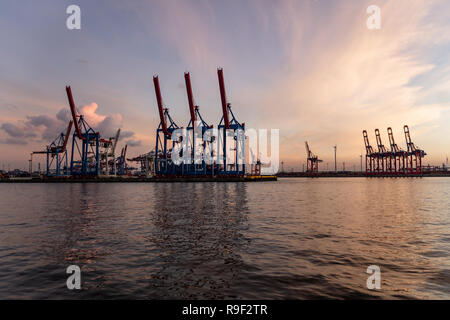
[0,178,449,299]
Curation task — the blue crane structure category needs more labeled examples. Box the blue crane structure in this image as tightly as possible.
[66,86,111,176]
[32,120,73,176]
[153,76,181,176]
[183,72,214,175]
[216,68,245,175]
[152,69,245,177]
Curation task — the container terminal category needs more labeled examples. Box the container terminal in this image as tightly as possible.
[0,68,275,183]
[1,68,448,182]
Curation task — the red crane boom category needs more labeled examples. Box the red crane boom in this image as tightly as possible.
[217,68,230,129]
[62,120,73,152]
[184,72,197,126]
[153,76,170,137]
[65,86,83,140]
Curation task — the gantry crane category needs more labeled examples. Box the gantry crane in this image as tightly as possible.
[128,150,155,177]
[375,128,391,174]
[404,125,426,174]
[100,128,121,176]
[387,127,408,174]
[363,130,376,174]
[117,144,128,175]
[153,76,180,175]
[66,86,112,176]
[217,68,245,175]
[305,141,322,176]
[184,72,214,175]
[32,120,73,176]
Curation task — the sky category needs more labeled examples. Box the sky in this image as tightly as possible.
[0,0,449,171]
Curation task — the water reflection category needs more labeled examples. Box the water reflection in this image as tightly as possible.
[0,179,448,299]
[146,183,249,299]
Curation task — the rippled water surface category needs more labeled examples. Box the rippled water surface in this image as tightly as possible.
[0,178,449,299]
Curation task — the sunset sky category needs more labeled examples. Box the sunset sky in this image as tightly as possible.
[0,0,449,170]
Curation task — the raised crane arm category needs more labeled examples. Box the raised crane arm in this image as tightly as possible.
[363,130,374,155]
[153,76,170,137]
[404,125,415,153]
[184,72,197,126]
[111,128,120,154]
[217,68,230,129]
[61,120,73,152]
[375,129,388,153]
[305,141,311,158]
[387,127,401,153]
[65,86,83,140]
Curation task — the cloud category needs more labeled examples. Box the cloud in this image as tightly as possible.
[0,137,29,146]
[78,102,124,138]
[1,101,142,152]
[56,108,70,122]
[1,122,36,138]
[120,130,135,139]
[125,139,142,147]
[237,0,450,165]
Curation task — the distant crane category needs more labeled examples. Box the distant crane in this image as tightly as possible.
[305,141,322,176]
[375,128,391,173]
[363,130,376,174]
[404,125,426,174]
[387,127,408,174]
[100,128,121,176]
[117,144,128,175]
[128,150,155,177]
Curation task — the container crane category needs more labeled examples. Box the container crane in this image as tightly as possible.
[305,141,322,176]
[66,86,111,176]
[128,150,155,177]
[387,127,408,174]
[153,76,181,175]
[32,120,73,176]
[100,128,121,176]
[404,125,426,174]
[117,144,128,175]
[363,130,376,175]
[184,72,214,175]
[217,68,245,175]
[375,128,391,174]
